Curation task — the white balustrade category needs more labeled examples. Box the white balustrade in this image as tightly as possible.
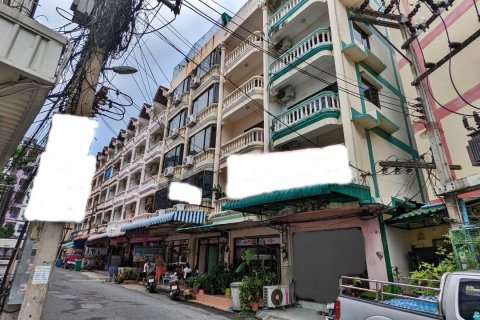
[269,28,332,75]
[269,0,303,28]
[196,103,218,123]
[221,128,264,159]
[225,31,262,69]
[223,76,264,112]
[272,91,340,132]
[193,149,215,165]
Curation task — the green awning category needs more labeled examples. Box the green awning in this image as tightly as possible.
[61,240,73,248]
[221,183,372,214]
[385,204,449,229]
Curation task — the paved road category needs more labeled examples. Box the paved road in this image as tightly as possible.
[41,268,237,320]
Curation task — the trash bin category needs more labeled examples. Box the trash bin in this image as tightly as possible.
[74,259,82,271]
[230,282,242,311]
[55,259,62,268]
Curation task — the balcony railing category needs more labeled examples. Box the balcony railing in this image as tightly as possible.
[225,31,262,70]
[146,142,162,159]
[130,158,144,172]
[221,128,264,160]
[140,177,156,192]
[268,0,306,32]
[196,103,218,124]
[213,197,229,215]
[223,76,264,113]
[126,186,139,200]
[272,91,340,132]
[269,28,332,76]
[193,149,215,165]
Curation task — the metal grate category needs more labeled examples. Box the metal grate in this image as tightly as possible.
[449,225,480,270]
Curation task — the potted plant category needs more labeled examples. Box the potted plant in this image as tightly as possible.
[213,185,226,200]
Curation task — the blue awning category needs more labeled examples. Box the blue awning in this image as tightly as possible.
[120,210,206,232]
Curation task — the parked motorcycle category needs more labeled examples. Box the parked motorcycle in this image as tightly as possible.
[146,271,156,293]
[168,274,193,301]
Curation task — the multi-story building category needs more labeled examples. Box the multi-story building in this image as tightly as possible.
[2,138,43,237]
[77,0,442,310]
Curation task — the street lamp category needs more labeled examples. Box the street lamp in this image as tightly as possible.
[103,66,138,75]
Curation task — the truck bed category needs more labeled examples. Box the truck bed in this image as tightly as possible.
[339,295,442,320]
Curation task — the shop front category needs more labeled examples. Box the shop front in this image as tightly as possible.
[233,236,281,276]
[196,235,227,273]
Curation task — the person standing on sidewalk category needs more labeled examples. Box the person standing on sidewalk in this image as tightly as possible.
[155,255,165,283]
[142,258,151,285]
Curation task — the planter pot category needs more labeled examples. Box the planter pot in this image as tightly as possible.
[193,286,200,294]
[258,298,264,308]
[251,302,259,311]
[198,289,205,295]
[224,288,231,297]
[215,192,222,200]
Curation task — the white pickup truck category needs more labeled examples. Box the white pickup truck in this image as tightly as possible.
[329,271,480,320]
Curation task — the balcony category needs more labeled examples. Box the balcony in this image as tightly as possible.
[106,220,128,238]
[105,196,114,208]
[113,191,125,206]
[269,28,333,93]
[140,177,156,194]
[149,111,166,132]
[0,4,67,168]
[169,92,189,117]
[220,128,264,167]
[130,158,144,172]
[193,149,215,168]
[223,76,264,121]
[341,40,386,74]
[135,128,148,146]
[225,31,263,82]
[119,162,131,179]
[146,142,162,160]
[123,136,135,151]
[192,65,220,98]
[193,103,218,130]
[268,0,327,39]
[125,186,139,202]
[272,91,341,147]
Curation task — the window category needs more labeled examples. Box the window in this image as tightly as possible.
[458,280,480,320]
[172,76,191,98]
[194,46,221,79]
[188,125,216,155]
[353,24,370,49]
[168,109,187,135]
[163,144,184,169]
[192,84,219,115]
[361,78,380,108]
[182,171,214,198]
[104,167,113,180]
[154,187,180,210]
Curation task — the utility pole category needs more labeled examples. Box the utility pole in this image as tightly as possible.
[349,7,463,225]
[398,17,462,224]
[16,10,108,320]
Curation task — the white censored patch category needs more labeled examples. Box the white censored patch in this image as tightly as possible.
[24,114,98,222]
[226,145,352,199]
[168,182,202,205]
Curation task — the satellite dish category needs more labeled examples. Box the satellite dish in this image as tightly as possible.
[271,288,283,306]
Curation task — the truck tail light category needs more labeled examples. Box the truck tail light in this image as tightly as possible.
[334,299,341,320]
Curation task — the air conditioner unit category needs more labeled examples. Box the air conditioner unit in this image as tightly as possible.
[174,204,186,211]
[183,155,194,167]
[263,286,291,308]
[163,166,174,177]
[191,76,201,89]
[172,94,181,106]
[186,115,197,127]
[276,85,295,102]
[170,127,179,138]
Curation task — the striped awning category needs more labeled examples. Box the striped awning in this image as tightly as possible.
[120,210,206,232]
[87,233,108,242]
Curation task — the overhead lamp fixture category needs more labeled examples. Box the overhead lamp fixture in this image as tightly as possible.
[103,66,138,75]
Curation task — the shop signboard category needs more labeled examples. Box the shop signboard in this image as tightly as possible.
[133,246,161,257]
[85,246,107,256]
[236,236,280,247]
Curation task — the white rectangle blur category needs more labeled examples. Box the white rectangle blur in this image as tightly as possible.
[24,114,97,222]
[168,182,202,206]
[226,145,352,199]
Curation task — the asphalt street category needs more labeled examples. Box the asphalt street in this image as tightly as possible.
[41,268,237,320]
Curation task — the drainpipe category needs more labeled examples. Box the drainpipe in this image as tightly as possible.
[262,4,271,153]
[212,44,226,207]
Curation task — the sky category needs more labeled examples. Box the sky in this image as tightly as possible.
[29,0,247,155]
